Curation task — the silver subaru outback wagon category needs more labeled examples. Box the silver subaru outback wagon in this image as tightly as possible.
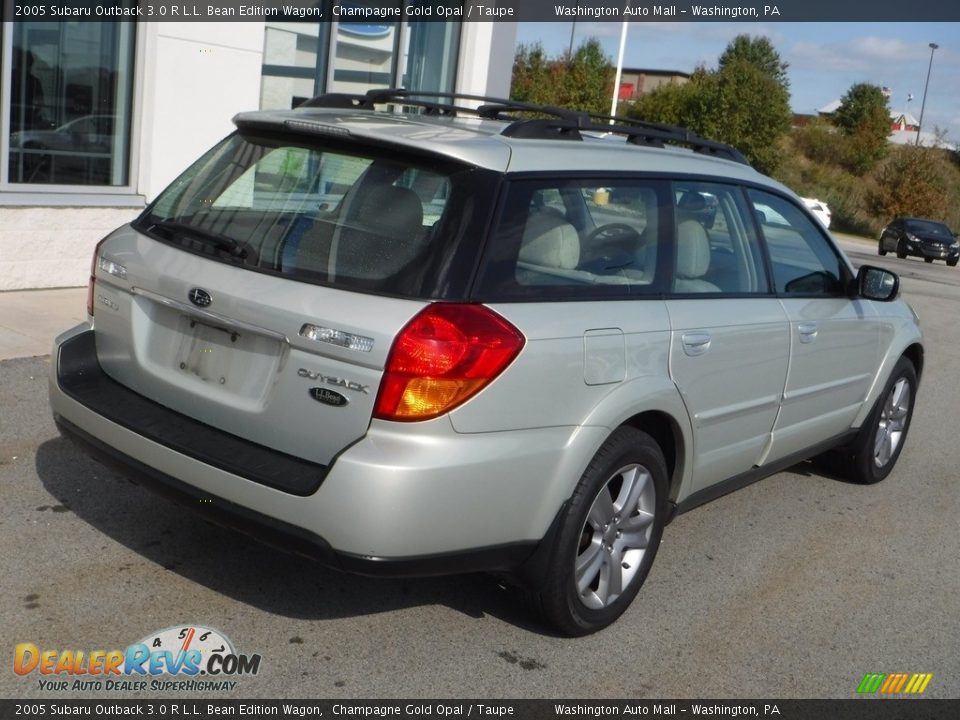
[49,90,922,635]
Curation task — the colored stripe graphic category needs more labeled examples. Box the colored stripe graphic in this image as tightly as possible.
[904,673,933,694]
[857,672,932,694]
[857,673,885,693]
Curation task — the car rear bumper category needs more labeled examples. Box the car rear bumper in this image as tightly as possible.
[49,325,599,577]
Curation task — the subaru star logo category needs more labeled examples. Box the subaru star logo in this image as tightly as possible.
[188,288,212,307]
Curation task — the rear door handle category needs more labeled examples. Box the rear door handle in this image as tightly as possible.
[798,322,818,343]
[681,331,712,356]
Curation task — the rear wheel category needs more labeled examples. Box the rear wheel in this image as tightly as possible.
[849,358,917,484]
[948,259,958,267]
[877,242,887,256]
[924,257,934,264]
[529,427,667,636]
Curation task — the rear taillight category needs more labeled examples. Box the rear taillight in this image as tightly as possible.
[373,304,525,422]
[86,237,125,317]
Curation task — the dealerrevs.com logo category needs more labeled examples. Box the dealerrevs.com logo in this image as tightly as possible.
[14,625,262,693]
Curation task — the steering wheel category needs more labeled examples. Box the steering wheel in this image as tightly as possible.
[581,223,643,272]
[585,223,642,245]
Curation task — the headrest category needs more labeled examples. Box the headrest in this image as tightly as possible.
[519,211,580,270]
[679,192,707,212]
[352,185,423,241]
[676,220,710,279]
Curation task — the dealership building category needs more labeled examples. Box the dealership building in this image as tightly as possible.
[1,18,515,290]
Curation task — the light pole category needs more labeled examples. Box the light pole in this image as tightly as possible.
[915,42,938,146]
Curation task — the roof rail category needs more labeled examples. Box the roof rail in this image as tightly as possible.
[301,88,750,166]
[302,88,586,122]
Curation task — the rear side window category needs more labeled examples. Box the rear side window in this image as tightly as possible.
[476,178,670,300]
[670,181,770,295]
[137,133,496,299]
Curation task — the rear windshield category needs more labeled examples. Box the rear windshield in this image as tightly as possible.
[135,132,496,299]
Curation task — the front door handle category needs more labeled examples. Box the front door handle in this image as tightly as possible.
[681,331,712,356]
[798,322,818,343]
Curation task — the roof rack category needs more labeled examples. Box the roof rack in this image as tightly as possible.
[301,88,750,166]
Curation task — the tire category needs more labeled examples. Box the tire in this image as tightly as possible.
[529,427,667,636]
[849,357,917,485]
[878,242,886,256]
[896,240,907,259]
[924,257,934,264]
[948,259,958,267]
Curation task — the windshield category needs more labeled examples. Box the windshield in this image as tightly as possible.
[905,219,951,236]
[136,133,496,299]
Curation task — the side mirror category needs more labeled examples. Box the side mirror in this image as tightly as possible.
[856,265,899,302]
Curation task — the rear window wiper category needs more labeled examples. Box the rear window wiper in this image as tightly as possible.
[144,220,254,261]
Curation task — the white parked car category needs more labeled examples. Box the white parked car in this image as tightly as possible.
[802,197,832,228]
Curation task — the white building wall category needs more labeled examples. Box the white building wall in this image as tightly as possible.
[0,207,142,290]
[137,23,266,201]
[456,22,517,97]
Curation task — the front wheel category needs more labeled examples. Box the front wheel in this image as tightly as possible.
[849,358,917,484]
[529,427,667,636]
[948,259,958,267]
[924,257,934,264]
[896,240,908,259]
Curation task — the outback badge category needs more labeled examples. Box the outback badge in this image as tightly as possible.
[310,387,349,407]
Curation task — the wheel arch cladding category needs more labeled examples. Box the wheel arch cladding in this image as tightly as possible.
[621,410,683,502]
[903,343,924,380]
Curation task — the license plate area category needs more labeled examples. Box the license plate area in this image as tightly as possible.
[174,316,282,401]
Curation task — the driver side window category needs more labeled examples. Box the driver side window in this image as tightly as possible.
[748,189,846,296]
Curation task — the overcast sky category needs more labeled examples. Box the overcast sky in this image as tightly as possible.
[515,22,960,141]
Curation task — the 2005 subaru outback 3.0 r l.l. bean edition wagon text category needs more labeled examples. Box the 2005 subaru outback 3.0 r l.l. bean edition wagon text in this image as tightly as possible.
[49,90,923,635]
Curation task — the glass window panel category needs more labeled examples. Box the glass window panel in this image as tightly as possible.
[402,21,460,93]
[140,134,495,299]
[260,22,324,110]
[748,189,846,296]
[671,182,770,295]
[476,178,671,300]
[329,21,399,94]
[8,21,135,187]
[261,12,461,105]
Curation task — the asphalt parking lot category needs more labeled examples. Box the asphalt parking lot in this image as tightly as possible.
[2,236,958,700]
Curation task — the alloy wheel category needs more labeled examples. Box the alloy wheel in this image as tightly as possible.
[874,378,911,468]
[575,463,656,610]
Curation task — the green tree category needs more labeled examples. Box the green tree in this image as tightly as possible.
[833,83,891,173]
[628,53,791,173]
[718,34,790,89]
[511,43,551,107]
[705,59,790,173]
[870,145,950,220]
[561,39,616,114]
[511,39,614,115]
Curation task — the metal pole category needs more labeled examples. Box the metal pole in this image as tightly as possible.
[568,22,576,56]
[609,19,629,120]
[916,42,938,146]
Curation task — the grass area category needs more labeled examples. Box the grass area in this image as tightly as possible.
[774,126,960,236]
